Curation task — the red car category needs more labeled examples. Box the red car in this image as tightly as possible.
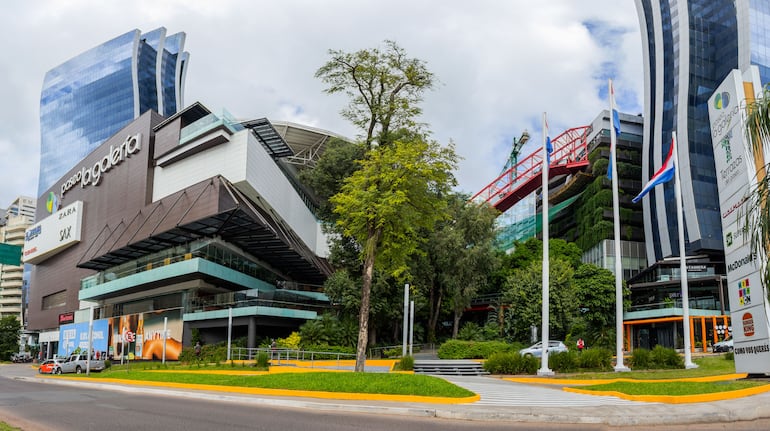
[38,359,64,374]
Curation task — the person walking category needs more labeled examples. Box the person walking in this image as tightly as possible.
[194,341,202,357]
[577,338,585,353]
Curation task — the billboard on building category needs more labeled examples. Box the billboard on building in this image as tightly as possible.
[708,66,770,373]
[111,309,183,361]
[58,319,109,357]
[22,200,83,264]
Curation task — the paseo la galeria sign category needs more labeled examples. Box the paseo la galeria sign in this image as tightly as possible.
[60,133,141,197]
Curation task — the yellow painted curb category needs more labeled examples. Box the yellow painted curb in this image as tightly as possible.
[564,383,770,404]
[37,374,479,404]
[505,373,748,386]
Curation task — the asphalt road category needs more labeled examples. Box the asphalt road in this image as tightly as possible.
[1,364,770,431]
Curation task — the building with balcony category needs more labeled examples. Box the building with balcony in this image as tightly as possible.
[0,197,35,321]
[27,104,337,360]
[38,27,188,195]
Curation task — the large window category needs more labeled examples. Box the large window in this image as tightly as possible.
[42,290,67,310]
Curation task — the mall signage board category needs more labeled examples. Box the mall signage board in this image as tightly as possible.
[22,200,83,264]
[708,66,770,373]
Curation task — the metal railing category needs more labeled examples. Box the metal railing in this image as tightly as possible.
[230,347,356,368]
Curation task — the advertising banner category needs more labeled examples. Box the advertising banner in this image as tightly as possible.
[58,319,109,357]
[111,308,183,361]
[708,66,770,373]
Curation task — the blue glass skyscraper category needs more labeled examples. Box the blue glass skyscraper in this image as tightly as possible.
[38,28,188,195]
[635,0,770,264]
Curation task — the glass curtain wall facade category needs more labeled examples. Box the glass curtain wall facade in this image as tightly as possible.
[634,0,770,265]
[38,27,188,195]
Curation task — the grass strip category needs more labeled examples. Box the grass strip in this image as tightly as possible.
[0,422,21,431]
[578,380,766,396]
[555,355,737,380]
[86,370,475,398]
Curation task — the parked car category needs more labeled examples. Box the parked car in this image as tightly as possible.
[58,354,106,374]
[38,358,64,374]
[10,352,32,363]
[519,340,569,357]
[713,337,733,353]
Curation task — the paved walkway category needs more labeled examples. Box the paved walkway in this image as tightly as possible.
[441,375,645,406]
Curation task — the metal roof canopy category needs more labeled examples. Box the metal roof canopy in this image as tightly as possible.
[241,118,294,158]
[271,121,349,167]
[78,178,330,285]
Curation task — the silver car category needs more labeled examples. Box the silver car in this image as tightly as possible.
[519,340,569,357]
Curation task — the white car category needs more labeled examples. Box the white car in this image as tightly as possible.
[519,340,569,357]
[713,337,733,353]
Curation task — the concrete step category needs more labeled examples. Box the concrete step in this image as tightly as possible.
[413,359,488,376]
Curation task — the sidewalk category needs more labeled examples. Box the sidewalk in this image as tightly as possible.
[22,366,770,427]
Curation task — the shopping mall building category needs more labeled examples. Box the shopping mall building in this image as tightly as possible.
[27,103,337,360]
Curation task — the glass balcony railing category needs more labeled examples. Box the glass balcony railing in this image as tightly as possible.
[179,109,244,146]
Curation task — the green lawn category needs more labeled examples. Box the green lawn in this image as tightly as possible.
[85,369,475,398]
[0,422,21,431]
[579,380,765,396]
[558,355,738,380]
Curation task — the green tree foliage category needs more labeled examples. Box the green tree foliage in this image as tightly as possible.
[315,40,435,149]
[330,137,457,371]
[411,194,499,341]
[0,316,21,360]
[299,138,366,221]
[502,258,576,342]
[572,264,629,349]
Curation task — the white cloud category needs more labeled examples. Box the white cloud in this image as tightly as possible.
[0,0,642,208]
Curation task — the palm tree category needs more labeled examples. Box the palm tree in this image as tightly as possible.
[742,85,770,287]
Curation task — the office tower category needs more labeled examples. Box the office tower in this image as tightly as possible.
[38,27,188,195]
[635,0,770,264]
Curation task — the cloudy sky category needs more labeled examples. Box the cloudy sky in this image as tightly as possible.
[0,0,643,208]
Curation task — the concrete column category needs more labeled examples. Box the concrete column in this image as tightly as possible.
[248,316,257,349]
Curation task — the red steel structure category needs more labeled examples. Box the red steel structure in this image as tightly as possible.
[471,126,591,213]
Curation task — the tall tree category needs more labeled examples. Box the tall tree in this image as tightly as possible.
[572,264,629,349]
[330,138,457,371]
[0,316,20,360]
[412,194,499,340]
[315,40,435,149]
[502,258,577,342]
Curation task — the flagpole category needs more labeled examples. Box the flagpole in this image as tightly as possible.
[539,112,553,376]
[672,131,697,369]
[609,80,630,372]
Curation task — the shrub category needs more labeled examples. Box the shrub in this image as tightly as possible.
[256,352,269,368]
[277,332,302,349]
[630,346,684,369]
[578,348,613,371]
[630,348,651,369]
[395,355,414,371]
[437,340,514,359]
[650,345,684,369]
[457,322,484,341]
[549,351,578,373]
[103,359,111,369]
[725,351,734,361]
[484,352,538,375]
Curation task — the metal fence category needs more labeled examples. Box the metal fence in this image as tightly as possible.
[230,347,356,368]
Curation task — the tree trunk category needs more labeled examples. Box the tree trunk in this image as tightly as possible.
[452,309,461,338]
[355,233,378,372]
[428,285,442,343]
